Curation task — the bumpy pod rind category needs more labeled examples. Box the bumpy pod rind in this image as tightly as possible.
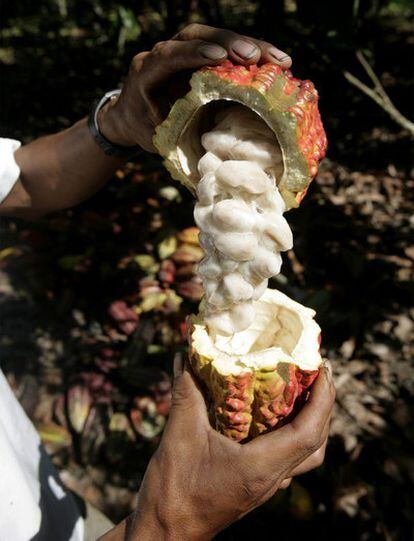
[188,315,320,443]
[153,61,327,210]
[188,316,254,441]
[251,362,318,437]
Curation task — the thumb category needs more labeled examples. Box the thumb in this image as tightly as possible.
[167,353,210,429]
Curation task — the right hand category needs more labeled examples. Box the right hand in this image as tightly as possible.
[121,357,335,540]
[98,24,292,153]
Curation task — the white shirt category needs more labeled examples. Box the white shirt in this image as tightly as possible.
[0,138,84,541]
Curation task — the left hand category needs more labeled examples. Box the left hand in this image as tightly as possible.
[99,356,335,541]
[98,24,292,152]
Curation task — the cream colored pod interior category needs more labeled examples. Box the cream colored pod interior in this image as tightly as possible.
[153,62,327,441]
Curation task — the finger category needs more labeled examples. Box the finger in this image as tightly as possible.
[174,23,261,65]
[247,415,330,500]
[175,24,292,67]
[140,39,227,89]
[279,477,292,489]
[166,353,210,434]
[287,361,335,448]
[240,35,292,68]
[289,437,328,477]
[286,377,334,477]
[244,363,335,470]
[279,414,331,492]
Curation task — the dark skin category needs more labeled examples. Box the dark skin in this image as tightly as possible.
[0,24,292,219]
[0,24,335,540]
[100,357,335,541]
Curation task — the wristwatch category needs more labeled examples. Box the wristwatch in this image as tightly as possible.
[88,89,141,158]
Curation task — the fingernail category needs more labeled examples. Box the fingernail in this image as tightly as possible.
[268,47,291,64]
[280,478,292,490]
[231,39,258,60]
[199,43,227,60]
[173,352,184,377]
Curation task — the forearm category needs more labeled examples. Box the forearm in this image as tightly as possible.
[1,117,124,219]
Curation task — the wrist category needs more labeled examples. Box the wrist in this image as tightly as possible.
[126,510,168,541]
[130,511,207,541]
[129,501,212,541]
[98,98,136,148]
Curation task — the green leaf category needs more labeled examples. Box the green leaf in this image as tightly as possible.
[133,254,159,273]
[158,236,178,260]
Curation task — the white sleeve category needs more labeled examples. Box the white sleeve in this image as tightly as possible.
[0,138,21,204]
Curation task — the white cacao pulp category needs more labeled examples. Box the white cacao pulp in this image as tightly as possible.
[194,105,294,336]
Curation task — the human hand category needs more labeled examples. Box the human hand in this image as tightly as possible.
[124,356,335,541]
[98,24,292,152]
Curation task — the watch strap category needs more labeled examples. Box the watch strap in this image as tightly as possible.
[88,90,141,158]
